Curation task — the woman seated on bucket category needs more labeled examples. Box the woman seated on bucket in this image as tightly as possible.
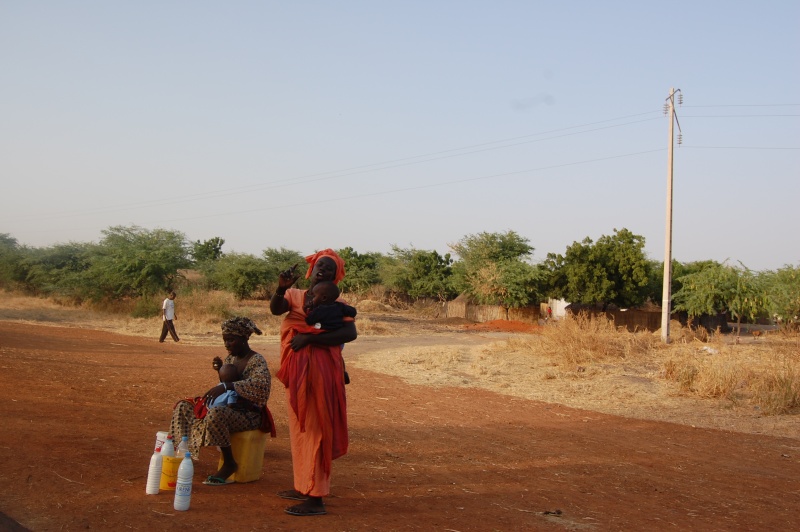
[169,316,272,485]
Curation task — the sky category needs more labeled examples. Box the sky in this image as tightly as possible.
[1,1,798,271]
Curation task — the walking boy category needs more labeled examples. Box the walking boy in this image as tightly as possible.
[159,291,180,342]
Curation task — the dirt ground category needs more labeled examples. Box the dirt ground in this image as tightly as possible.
[1,316,799,531]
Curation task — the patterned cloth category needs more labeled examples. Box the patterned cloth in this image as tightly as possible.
[170,352,271,457]
[221,317,262,338]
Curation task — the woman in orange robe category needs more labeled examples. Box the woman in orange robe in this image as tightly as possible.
[270,249,357,516]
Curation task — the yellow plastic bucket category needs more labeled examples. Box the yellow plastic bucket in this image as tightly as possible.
[159,456,182,491]
[218,430,268,483]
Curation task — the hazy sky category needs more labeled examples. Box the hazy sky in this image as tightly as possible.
[1,1,798,271]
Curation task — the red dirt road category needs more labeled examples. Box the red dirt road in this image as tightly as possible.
[1,321,799,531]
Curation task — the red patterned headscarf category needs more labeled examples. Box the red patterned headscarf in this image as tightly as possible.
[304,248,346,285]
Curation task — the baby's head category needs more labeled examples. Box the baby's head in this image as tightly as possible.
[307,281,340,310]
[218,363,239,384]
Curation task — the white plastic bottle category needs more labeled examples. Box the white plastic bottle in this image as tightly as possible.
[160,435,175,457]
[145,449,163,495]
[173,452,194,511]
[177,435,189,458]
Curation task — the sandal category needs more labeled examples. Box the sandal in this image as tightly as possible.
[284,502,326,516]
[203,476,234,486]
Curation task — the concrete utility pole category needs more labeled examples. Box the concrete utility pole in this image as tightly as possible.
[661,88,682,344]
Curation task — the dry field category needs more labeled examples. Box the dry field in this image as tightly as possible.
[1,292,799,530]
[3,292,797,439]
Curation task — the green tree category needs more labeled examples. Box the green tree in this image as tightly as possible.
[673,262,769,336]
[191,237,225,263]
[261,247,305,289]
[763,265,800,328]
[89,225,191,299]
[449,230,539,308]
[386,246,456,301]
[671,260,721,297]
[20,242,95,298]
[544,228,652,309]
[262,247,304,270]
[0,233,24,288]
[450,230,533,272]
[647,259,723,309]
[206,252,273,299]
[336,247,382,294]
[469,259,545,308]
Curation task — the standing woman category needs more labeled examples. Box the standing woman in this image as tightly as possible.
[169,316,271,485]
[271,249,357,516]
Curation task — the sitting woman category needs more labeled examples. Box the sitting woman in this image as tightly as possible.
[169,316,272,485]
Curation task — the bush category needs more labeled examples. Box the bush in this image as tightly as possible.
[131,297,161,319]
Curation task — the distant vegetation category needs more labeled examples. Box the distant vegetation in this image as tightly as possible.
[0,226,798,330]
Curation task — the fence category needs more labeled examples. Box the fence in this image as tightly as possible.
[444,300,539,324]
[445,301,732,333]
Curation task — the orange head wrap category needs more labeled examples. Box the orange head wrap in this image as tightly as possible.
[304,248,346,285]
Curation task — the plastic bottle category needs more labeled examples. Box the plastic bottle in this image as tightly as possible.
[173,452,194,511]
[160,435,175,457]
[177,435,189,458]
[145,449,163,495]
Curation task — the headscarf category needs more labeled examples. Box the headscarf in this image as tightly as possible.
[221,316,263,338]
[304,248,346,285]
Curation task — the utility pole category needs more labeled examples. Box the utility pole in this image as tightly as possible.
[661,88,683,344]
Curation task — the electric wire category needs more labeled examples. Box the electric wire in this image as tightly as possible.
[15,113,663,222]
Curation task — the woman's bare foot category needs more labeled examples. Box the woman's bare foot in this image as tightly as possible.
[214,460,238,480]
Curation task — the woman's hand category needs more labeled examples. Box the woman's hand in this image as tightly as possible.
[277,263,301,291]
[290,332,313,352]
[290,322,357,351]
[271,264,299,316]
[212,357,223,370]
[204,383,225,404]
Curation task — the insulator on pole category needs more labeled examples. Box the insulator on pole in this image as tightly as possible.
[663,102,669,115]
[677,133,683,145]
[678,93,683,105]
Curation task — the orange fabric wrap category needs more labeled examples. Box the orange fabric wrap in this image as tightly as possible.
[276,288,350,495]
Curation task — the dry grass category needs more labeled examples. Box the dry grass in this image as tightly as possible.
[516,313,800,416]
[351,312,800,434]
[0,289,283,343]
[505,311,661,365]
[662,337,800,414]
[502,313,798,416]
[0,289,416,343]
[3,289,799,434]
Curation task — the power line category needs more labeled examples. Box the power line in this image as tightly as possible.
[683,146,799,150]
[14,113,663,222]
[153,149,665,224]
[13,147,666,236]
[681,114,800,118]
[682,104,800,108]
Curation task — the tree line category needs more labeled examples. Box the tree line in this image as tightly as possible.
[0,226,797,328]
